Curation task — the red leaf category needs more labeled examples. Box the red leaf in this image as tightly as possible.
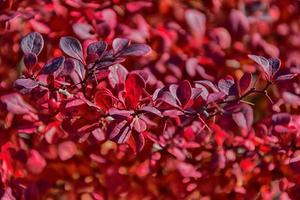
[26,150,46,174]
[58,141,77,161]
[124,73,145,109]
[239,72,252,95]
[1,93,36,115]
[176,80,192,107]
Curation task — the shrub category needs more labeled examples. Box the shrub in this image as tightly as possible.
[1,1,300,199]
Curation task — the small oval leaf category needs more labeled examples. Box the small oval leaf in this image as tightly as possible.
[21,32,44,55]
[59,36,84,63]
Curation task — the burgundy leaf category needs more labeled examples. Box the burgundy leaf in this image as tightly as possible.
[140,106,163,117]
[132,118,147,133]
[59,36,84,63]
[40,56,65,74]
[232,104,253,130]
[239,72,252,95]
[23,53,37,72]
[185,9,206,41]
[194,80,219,92]
[124,73,146,109]
[21,32,44,55]
[248,54,271,80]
[70,59,86,88]
[268,58,281,77]
[14,79,38,89]
[1,93,36,114]
[207,92,225,104]
[72,23,94,40]
[58,141,77,161]
[276,74,297,81]
[176,80,192,107]
[282,92,300,106]
[87,41,107,58]
[91,128,106,141]
[218,76,236,96]
[108,64,128,89]
[112,38,130,54]
[57,58,75,77]
[110,120,131,144]
[121,44,152,56]
[230,10,249,34]
[272,113,291,125]
[157,91,179,108]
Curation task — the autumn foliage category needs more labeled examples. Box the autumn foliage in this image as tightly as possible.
[1,0,300,199]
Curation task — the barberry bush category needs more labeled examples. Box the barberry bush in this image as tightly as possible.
[1,0,300,199]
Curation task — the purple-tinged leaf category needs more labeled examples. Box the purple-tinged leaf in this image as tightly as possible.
[1,93,36,114]
[92,128,106,141]
[176,80,192,107]
[232,104,253,130]
[59,36,84,63]
[186,58,198,77]
[40,56,65,74]
[282,92,300,106]
[121,44,152,56]
[185,9,206,41]
[70,59,86,88]
[72,23,94,40]
[194,80,219,92]
[132,118,147,133]
[108,64,128,88]
[21,32,44,55]
[194,84,208,100]
[230,10,249,34]
[110,121,131,143]
[191,88,203,99]
[87,41,107,58]
[158,92,179,108]
[23,53,37,72]
[14,79,38,89]
[109,108,134,119]
[272,113,291,125]
[248,54,271,80]
[218,76,236,96]
[276,74,297,81]
[239,72,252,95]
[112,38,130,54]
[140,106,163,117]
[207,92,225,104]
[268,58,281,77]
[57,58,75,77]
